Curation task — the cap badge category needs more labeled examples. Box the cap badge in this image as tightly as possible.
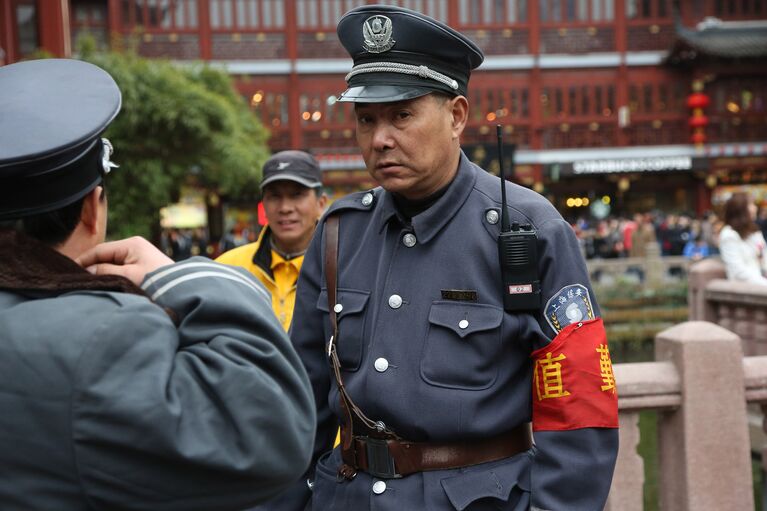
[101,138,119,175]
[363,15,395,53]
[277,161,291,170]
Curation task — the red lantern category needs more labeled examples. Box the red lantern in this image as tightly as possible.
[691,132,707,144]
[686,92,711,109]
[688,115,709,128]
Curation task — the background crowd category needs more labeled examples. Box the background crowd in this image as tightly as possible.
[571,206,767,261]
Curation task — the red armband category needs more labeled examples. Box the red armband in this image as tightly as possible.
[531,318,618,431]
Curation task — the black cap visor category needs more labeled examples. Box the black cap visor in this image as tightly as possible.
[337,85,435,103]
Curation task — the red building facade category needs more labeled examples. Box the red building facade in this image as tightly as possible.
[2,0,766,217]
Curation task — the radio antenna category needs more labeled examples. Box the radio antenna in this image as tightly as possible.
[496,125,515,233]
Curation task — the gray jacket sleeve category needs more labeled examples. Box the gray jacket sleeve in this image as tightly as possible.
[530,220,619,511]
[251,218,336,511]
[71,258,316,511]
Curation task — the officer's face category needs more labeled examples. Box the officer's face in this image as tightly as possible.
[262,180,326,253]
[354,94,467,200]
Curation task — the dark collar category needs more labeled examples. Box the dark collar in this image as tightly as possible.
[374,151,477,244]
[252,227,274,278]
[0,229,146,298]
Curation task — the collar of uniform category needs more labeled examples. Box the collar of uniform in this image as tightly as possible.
[374,151,476,244]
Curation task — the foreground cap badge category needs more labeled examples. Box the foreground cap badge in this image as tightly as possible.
[363,15,395,53]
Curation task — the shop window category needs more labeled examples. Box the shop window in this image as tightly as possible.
[15,0,38,57]
[606,85,614,116]
[118,0,198,29]
[541,88,552,118]
[541,0,611,22]
[713,78,767,115]
[210,0,284,29]
[657,83,668,111]
[298,92,355,126]
[626,0,669,19]
[395,0,447,22]
[459,0,526,24]
[468,86,528,122]
[555,89,564,117]
[296,0,368,28]
[72,1,109,47]
[296,0,447,27]
[569,86,578,116]
[521,89,529,117]
[249,91,288,128]
[715,0,767,16]
[581,85,590,115]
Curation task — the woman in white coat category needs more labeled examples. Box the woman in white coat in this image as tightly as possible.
[719,192,767,285]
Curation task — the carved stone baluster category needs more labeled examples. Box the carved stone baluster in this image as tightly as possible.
[718,303,733,333]
[605,411,644,511]
[754,310,767,356]
[733,306,754,356]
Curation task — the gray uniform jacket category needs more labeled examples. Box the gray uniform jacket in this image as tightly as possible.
[0,257,316,511]
[270,153,618,511]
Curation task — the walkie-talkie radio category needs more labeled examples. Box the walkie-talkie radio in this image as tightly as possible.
[496,125,541,311]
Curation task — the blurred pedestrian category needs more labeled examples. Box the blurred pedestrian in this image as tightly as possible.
[683,233,711,261]
[719,192,767,285]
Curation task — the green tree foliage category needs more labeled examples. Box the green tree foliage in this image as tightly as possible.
[78,42,269,239]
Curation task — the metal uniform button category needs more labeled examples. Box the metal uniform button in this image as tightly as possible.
[485,209,499,224]
[374,357,389,372]
[372,480,387,494]
[388,294,403,309]
[459,319,469,329]
[334,303,343,313]
[402,233,417,247]
[361,193,374,206]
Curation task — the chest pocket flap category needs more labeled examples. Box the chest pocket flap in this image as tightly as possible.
[317,288,370,371]
[428,301,502,338]
[422,301,504,390]
[440,453,531,511]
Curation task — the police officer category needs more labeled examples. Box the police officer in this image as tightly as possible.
[272,5,619,511]
[217,150,327,332]
[0,59,315,510]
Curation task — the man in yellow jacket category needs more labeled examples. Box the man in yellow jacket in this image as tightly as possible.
[217,151,326,331]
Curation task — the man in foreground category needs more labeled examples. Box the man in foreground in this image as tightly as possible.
[0,58,315,510]
[266,5,619,511]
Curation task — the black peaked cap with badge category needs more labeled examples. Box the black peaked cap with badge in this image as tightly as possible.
[0,59,121,221]
[260,150,323,191]
[336,5,484,103]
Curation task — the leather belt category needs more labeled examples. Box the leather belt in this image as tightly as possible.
[341,422,533,479]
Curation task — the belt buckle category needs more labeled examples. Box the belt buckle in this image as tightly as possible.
[365,437,401,479]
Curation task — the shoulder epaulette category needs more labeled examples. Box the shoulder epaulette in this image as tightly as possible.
[324,188,381,217]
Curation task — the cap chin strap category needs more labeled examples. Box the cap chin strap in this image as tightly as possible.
[346,62,459,91]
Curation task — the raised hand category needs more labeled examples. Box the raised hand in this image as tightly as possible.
[76,236,174,286]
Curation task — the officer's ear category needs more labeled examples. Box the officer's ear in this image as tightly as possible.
[448,95,468,140]
[80,186,105,235]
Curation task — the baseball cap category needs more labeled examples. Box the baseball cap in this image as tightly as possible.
[260,150,323,190]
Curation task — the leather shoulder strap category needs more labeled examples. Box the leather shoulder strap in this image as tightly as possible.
[324,215,339,332]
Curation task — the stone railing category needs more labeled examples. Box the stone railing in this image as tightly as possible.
[587,243,690,285]
[688,258,767,355]
[606,322,761,510]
